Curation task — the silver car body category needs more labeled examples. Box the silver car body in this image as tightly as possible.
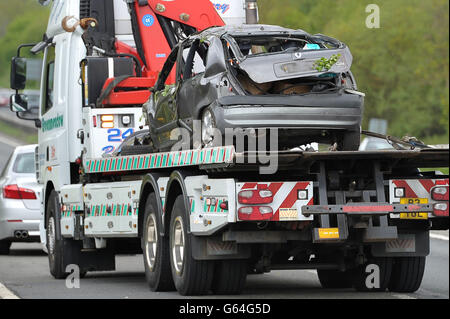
[0,144,42,242]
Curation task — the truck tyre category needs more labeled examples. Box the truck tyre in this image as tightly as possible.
[212,260,248,295]
[46,190,85,279]
[352,257,393,292]
[388,257,426,293]
[317,269,353,289]
[46,190,68,279]
[142,193,175,291]
[0,241,11,255]
[169,195,214,295]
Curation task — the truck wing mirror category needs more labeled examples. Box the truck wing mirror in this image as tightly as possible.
[10,93,40,123]
[10,57,27,91]
[10,93,28,112]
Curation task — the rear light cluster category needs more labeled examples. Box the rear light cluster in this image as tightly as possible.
[431,186,449,217]
[2,184,37,200]
[100,115,114,129]
[238,185,274,221]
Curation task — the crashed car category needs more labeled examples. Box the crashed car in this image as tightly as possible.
[143,24,364,152]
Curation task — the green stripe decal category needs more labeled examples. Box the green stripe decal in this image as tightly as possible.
[85,146,235,173]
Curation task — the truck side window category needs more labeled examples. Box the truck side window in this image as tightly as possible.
[42,45,55,115]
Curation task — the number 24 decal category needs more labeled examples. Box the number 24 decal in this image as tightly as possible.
[107,128,134,142]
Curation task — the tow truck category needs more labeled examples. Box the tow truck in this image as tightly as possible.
[9,0,449,295]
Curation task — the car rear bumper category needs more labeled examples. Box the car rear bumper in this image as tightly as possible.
[0,220,40,241]
[0,199,41,241]
[213,93,363,132]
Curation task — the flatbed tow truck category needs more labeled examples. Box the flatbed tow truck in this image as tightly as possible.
[8,0,449,296]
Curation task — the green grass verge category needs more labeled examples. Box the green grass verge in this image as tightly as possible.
[0,118,37,144]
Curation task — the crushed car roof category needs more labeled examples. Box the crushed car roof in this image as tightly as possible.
[190,25,352,84]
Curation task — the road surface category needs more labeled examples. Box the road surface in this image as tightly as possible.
[0,234,447,299]
[0,136,448,299]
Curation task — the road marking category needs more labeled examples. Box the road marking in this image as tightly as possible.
[0,283,20,299]
[392,294,417,299]
[430,233,449,241]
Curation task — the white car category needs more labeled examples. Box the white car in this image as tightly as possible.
[0,145,42,255]
[359,137,394,151]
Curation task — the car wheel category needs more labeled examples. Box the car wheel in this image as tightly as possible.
[388,257,426,293]
[339,130,361,151]
[201,108,221,148]
[0,241,11,255]
[142,193,175,291]
[169,195,214,295]
[120,144,155,156]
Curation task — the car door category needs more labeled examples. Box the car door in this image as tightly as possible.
[152,47,179,150]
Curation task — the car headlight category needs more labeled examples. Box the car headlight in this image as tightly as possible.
[201,109,216,147]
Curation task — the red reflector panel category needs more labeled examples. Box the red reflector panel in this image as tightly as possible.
[2,184,37,200]
[238,206,273,221]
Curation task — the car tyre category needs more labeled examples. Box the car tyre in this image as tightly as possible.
[142,193,175,291]
[0,241,11,255]
[339,130,361,151]
[169,195,214,295]
[120,144,155,156]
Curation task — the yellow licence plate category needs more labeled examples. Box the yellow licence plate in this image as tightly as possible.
[400,198,428,220]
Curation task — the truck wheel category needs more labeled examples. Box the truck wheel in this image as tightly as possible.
[46,190,67,279]
[317,269,353,289]
[169,195,214,295]
[338,131,361,151]
[212,260,248,295]
[352,257,393,292]
[142,193,175,291]
[46,190,84,279]
[388,257,426,293]
[0,241,11,255]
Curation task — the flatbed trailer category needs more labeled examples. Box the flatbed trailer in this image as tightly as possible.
[52,145,449,295]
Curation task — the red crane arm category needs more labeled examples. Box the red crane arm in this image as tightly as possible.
[103,0,225,106]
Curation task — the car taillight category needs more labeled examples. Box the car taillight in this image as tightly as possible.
[238,206,273,221]
[433,203,449,217]
[431,186,449,201]
[2,184,37,200]
[238,189,273,204]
